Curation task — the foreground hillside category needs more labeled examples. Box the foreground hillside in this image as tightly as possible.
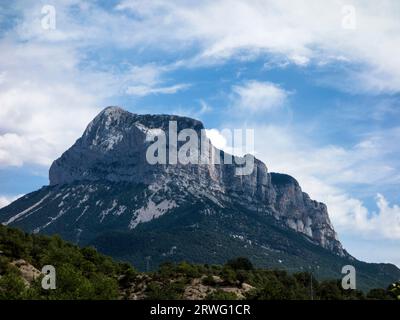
[0,225,399,300]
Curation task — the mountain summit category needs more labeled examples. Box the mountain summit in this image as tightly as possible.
[50,106,343,254]
[1,106,399,290]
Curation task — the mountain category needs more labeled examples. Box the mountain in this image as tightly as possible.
[1,106,399,291]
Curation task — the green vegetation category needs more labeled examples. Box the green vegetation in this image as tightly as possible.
[207,290,238,300]
[131,258,400,300]
[0,224,136,300]
[0,225,399,300]
[4,184,398,292]
[90,198,400,292]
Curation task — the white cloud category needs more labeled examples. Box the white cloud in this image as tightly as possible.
[0,133,54,167]
[298,176,400,240]
[231,81,289,111]
[0,197,11,209]
[205,122,400,243]
[8,0,400,94]
[168,99,213,121]
[199,100,212,114]
[0,4,189,168]
[126,83,189,96]
[205,127,255,158]
[124,64,190,96]
[115,0,400,93]
[205,129,227,150]
[0,195,22,209]
[0,40,103,167]
[243,124,400,241]
[373,194,400,239]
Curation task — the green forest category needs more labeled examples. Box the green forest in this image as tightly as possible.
[0,224,399,300]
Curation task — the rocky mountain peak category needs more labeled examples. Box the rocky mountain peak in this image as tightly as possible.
[45,107,346,255]
[2,107,346,259]
[49,107,207,185]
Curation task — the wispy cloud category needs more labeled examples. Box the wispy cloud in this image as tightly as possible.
[115,0,400,93]
[0,3,188,168]
[207,121,400,242]
[231,81,289,111]
[251,125,400,240]
[8,1,400,94]
[126,83,190,96]
[0,195,22,209]
[0,40,102,167]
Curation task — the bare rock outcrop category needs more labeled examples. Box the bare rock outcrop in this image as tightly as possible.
[11,259,41,286]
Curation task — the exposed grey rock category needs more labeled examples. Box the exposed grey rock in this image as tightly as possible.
[47,106,344,255]
[270,173,343,255]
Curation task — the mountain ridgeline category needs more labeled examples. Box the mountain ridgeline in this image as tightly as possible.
[1,106,399,291]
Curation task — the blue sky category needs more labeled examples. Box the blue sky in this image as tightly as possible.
[1,0,400,266]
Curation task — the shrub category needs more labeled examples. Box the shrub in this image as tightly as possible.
[388,282,400,300]
[0,271,28,300]
[367,288,392,300]
[221,266,237,285]
[207,290,238,300]
[236,270,250,284]
[202,275,216,286]
[226,257,253,271]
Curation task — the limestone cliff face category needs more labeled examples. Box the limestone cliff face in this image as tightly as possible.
[50,107,276,207]
[270,173,343,255]
[48,106,344,256]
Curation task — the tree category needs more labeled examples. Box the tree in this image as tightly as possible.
[0,271,27,300]
[207,290,238,300]
[388,282,400,300]
[226,257,253,271]
[202,275,217,286]
[90,273,119,300]
[367,288,392,300]
[247,275,288,300]
[317,280,343,300]
[145,281,184,300]
[236,270,250,285]
[177,261,201,278]
[221,266,237,285]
